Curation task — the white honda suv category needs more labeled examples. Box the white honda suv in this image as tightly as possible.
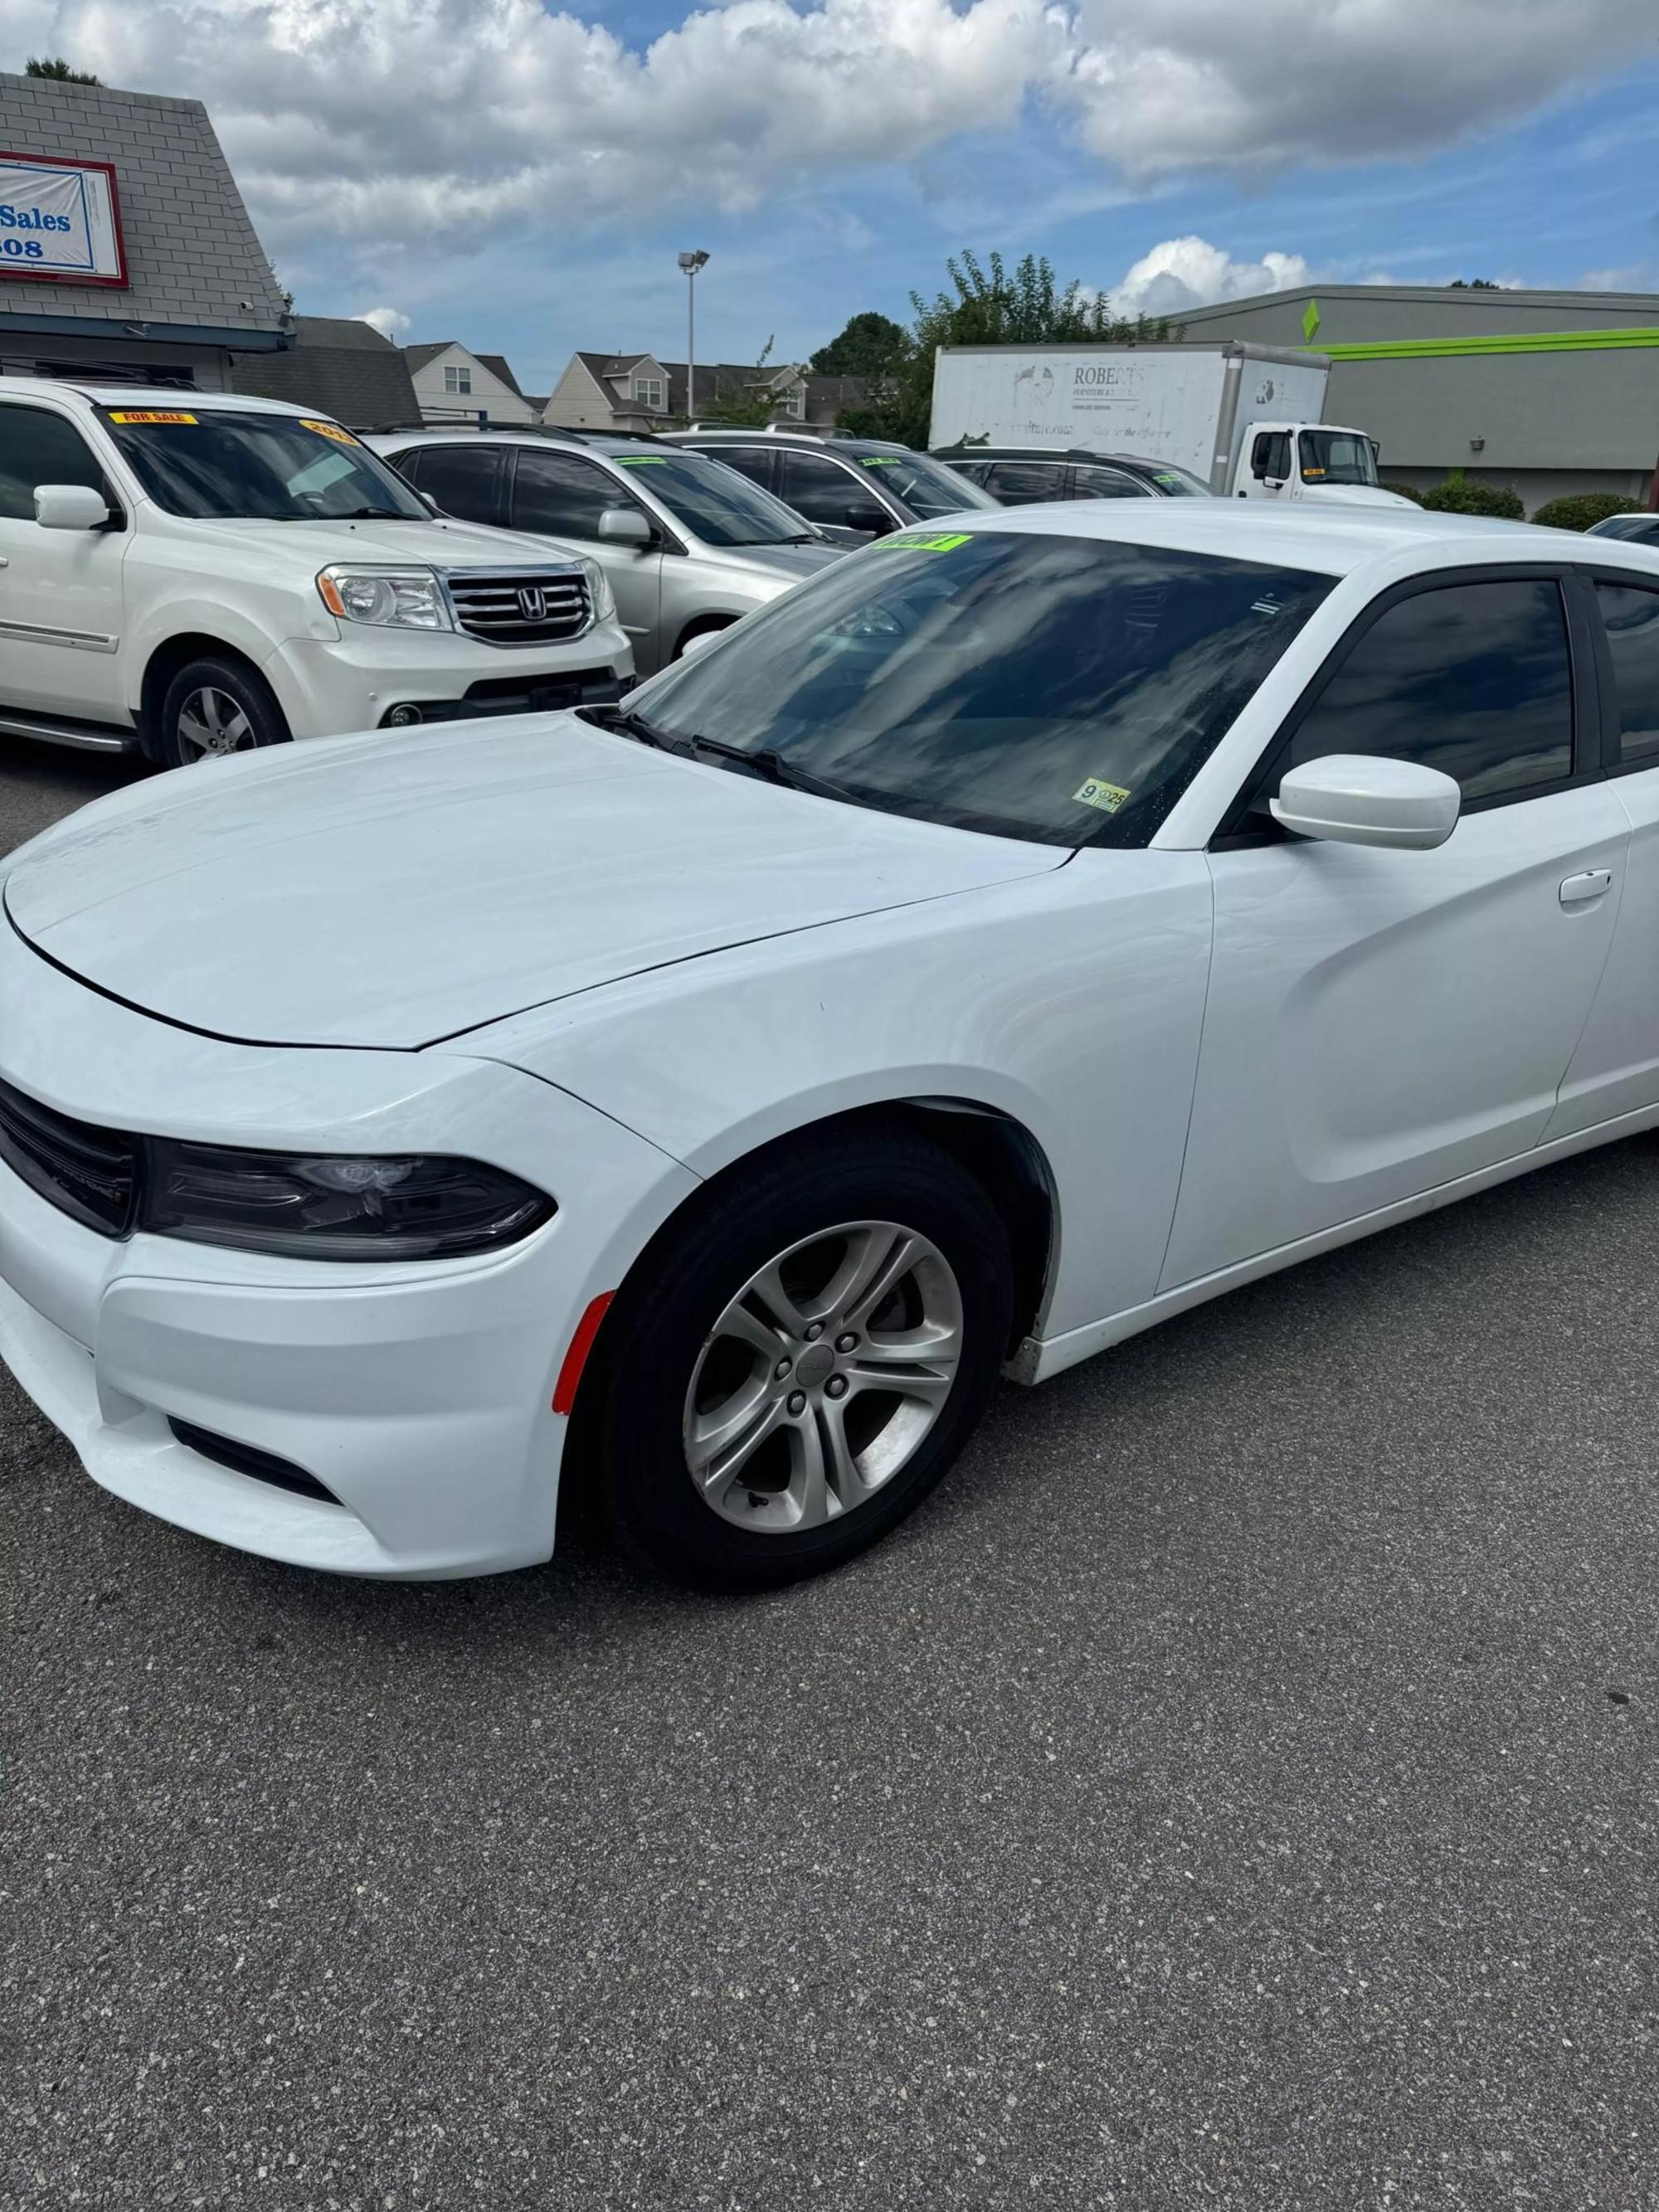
[0,379,633,766]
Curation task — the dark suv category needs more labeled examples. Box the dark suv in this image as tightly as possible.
[932,446,1214,506]
[661,428,999,540]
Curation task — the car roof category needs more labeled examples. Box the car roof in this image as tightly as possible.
[936,447,1166,468]
[1,377,322,419]
[666,429,911,457]
[367,429,674,461]
[908,497,1659,582]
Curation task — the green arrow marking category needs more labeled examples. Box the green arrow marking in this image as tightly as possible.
[1301,299,1322,343]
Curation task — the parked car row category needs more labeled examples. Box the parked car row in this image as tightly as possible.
[4,497,1659,1594]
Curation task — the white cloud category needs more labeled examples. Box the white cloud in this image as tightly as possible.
[355,306,411,338]
[1579,263,1656,292]
[7,0,1652,255]
[1107,236,1310,318]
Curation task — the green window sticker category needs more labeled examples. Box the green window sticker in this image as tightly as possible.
[871,531,974,552]
[614,455,669,465]
[1073,776,1131,814]
[862,456,902,467]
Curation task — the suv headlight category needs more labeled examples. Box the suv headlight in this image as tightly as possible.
[581,557,615,625]
[317,565,454,631]
[141,1140,553,1261]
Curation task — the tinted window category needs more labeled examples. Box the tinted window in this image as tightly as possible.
[854,450,997,518]
[101,411,425,521]
[511,450,634,538]
[699,446,773,491]
[0,406,114,520]
[1290,579,1574,803]
[1598,582,1659,765]
[401,444,505,526]
[1252,431,1291,482]
[985,461,1066,505]
[634,532,1332,848]
[779,450,883,528]
[1073,465,1146,501]
[609,451,815,547]
[1593,514,1659,547]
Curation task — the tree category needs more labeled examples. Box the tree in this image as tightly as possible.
[836,250,1179,446]
[810,311,910,379]
[698,337,806,428]
[1448,278,1501,289]
[25,56,101,83]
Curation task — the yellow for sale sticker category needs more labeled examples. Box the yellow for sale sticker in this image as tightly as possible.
[109,410,197,425]
[300,419,358,443]
[1073,775,1131,814]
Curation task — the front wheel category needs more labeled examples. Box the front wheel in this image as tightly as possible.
[158,655,290,769]
[578,1125,1014,1589]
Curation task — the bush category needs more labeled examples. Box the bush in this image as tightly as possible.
[1530,492,1649,532]
[1380,481,1427,506]
[1420,470,1525,520]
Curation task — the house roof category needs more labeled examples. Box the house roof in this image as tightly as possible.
[0,70,289,338]
[231,315,420,429]
[403,341,457,373]
[475,352,523,396]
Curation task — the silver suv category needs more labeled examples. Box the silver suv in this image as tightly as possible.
[368,430,846,674]
[661,426,1000,540]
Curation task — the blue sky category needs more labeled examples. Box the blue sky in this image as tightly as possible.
[7,0,1658,391]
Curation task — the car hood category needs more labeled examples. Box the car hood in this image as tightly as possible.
[2,718,1063,1049]
[711,541,849,581]
[144,511,591,571]
[1302,484,1421,510]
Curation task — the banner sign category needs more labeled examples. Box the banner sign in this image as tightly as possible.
[0,152,127,285]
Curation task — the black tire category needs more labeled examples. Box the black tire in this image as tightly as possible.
[157,654,290,770]
[577,1124,1013,1590]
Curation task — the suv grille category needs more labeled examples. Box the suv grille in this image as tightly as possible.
[447,568,591,646]
[0,1076,137,1236]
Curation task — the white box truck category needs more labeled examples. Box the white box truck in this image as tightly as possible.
[929,341,1416,508]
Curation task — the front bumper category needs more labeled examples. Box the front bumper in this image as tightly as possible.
[0,923,698,1578]
[259,619,635,742]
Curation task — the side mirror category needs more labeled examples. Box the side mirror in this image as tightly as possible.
[36,483,110,531]
[598,507,653,547]
[842,503,887,534]
[1262,476,1287,493]
[1270,754,1460,851]
[679,628,726,662]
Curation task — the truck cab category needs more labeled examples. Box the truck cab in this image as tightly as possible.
[1236,422,1413,508]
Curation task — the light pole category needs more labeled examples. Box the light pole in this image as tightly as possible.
[678,250,708,424]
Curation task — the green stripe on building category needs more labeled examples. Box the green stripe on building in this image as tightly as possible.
[1306,328,1659,362]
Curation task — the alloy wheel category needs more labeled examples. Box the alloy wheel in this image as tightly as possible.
[174,685,255,761]
[683,1219,965,1534]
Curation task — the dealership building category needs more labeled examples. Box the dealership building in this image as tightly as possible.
[0,68,290,390]
[1177,284,1659,513]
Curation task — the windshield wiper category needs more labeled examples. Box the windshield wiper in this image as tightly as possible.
[333,506,416,520]
[578,703,672,751]
[685,733,864,806]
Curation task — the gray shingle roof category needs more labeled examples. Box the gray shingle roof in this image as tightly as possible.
[403,341,455,373]
[0,70,288,336]
[231,317,420,429]
[475,351,522,396]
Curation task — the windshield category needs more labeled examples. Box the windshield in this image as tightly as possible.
[1146,463,1213,497]
[100,408,429,522]
[858,450,1000,519]
[610,450,820,547]
[1298,430,1379,488]
[631,528,1333,846]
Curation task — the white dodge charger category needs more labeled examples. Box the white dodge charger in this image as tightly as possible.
[2,503,1657,1588]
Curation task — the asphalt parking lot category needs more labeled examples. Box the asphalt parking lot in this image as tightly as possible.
[4,734,1657,2211]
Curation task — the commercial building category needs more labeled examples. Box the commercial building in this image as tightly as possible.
[0,68,289,390]
[1175,284,1659,513]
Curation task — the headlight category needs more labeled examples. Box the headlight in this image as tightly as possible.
[140,1140,553,1261]
[316,566,453,631]
[581,557,615,625]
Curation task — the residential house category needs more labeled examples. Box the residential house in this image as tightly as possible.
[403,341,537,425]
[230,314,419,428]
[545,351,869,431]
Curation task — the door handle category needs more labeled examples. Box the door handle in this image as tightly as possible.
[1560,869,1613,907]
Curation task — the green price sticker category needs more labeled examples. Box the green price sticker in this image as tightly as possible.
[614,455,669,466]
[871,531,974,552]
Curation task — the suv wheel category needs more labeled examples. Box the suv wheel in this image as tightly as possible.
[158,655,289,769]
[577,1125,1014,1589]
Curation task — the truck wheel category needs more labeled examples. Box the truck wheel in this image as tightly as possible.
[158,656,290,769]
[577,1125,1014,1589]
